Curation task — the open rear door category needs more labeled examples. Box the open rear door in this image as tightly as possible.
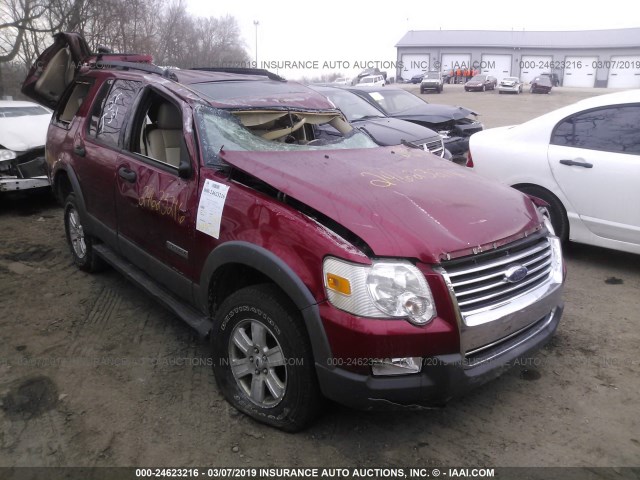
[21,32,91,109]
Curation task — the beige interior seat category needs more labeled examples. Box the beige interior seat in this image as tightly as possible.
[147,103,182,167]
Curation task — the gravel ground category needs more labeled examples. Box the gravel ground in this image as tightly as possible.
[0,85,639,471]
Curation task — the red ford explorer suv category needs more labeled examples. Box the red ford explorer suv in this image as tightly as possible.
[23,33,565,431]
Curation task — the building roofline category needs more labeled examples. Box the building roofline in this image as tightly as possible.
[395,28,640,49]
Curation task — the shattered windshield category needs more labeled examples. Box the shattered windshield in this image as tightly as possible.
[195,105,377,164]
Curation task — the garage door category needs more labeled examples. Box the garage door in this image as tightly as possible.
[520,56,552,83]
[441,54,471,74]
[401,54,429,80]
[607,56,640,88]
[563,56,597,87]
[481,54,511,81]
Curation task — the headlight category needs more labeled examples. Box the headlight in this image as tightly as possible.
[538,208,563,282]
[323,257,436,325]
[538,207,556,236]
[0,149,17,161]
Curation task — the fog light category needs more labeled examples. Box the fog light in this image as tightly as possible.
[371,357,422,376]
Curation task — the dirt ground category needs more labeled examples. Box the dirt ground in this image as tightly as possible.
[1,85,639,470]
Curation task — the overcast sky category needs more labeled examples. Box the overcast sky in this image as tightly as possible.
[186,0,637,80]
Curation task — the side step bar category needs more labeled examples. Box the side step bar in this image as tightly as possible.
[93,244,212,337]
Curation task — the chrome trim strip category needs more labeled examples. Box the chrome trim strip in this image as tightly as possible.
[464,308,557,367]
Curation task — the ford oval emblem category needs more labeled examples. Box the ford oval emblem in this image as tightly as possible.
[504,265,528,283]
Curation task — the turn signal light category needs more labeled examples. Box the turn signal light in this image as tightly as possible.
[326,273,352,296]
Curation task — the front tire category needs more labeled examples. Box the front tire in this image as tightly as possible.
[211,284,321,431]
[64,193,103,272]
[516,186,569,242]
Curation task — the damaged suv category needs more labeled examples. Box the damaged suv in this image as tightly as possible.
[24,33,565,431]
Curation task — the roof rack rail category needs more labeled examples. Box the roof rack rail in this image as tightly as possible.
[191,67,286,82]
[94,60,179,82]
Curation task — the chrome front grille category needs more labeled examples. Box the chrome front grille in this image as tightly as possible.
[420,138,445,157]
[442,234,552,316]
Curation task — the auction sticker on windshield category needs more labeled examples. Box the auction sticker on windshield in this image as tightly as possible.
[196,179,230,239]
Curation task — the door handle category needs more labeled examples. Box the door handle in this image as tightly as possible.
[559,159,593,168]
[118,167,137,183]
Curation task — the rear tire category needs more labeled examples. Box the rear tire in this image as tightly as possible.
[211,284,322,431]
[516,186,569,242]
[64,193,104,272]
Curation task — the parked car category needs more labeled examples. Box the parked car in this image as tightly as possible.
[355,74,385,87]
[345,86,483,159]
[465,75,497,92]
[497,77,523,94]
[410,73,425,84]
[420,71,444,94]
[310,85,448,158]
[540,72,561,87]
[332,77,351,85]
[0,100,52,192]
[24,33,565,431]
[468,89,640,254]
[530,76,553,94]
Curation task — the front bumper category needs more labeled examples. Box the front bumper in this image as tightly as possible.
[498,85,520,92]
[0,150,50,192]
[421,83,441,90]
[316,304,562,409]
[0,175,50,192]
[443,137,469,156]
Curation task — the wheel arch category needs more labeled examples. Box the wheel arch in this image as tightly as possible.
[199,241,332,364]
[52,166,85,213]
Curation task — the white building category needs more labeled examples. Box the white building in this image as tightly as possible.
[395,28,640,87]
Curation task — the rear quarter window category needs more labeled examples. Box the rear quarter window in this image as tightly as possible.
[53,79,94,127]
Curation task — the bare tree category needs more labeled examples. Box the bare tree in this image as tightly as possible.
[0,0,249,98]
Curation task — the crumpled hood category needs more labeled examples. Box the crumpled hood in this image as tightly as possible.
[221,145,540,263]
[354,117,440,145]
[392,103,476,123]
[0,115,50,151]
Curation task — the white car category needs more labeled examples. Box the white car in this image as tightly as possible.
[0,100,52,192]
[355,74,385,87]
[332,77,351,85]
[468,89,640,255]
[497,77,523,94]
